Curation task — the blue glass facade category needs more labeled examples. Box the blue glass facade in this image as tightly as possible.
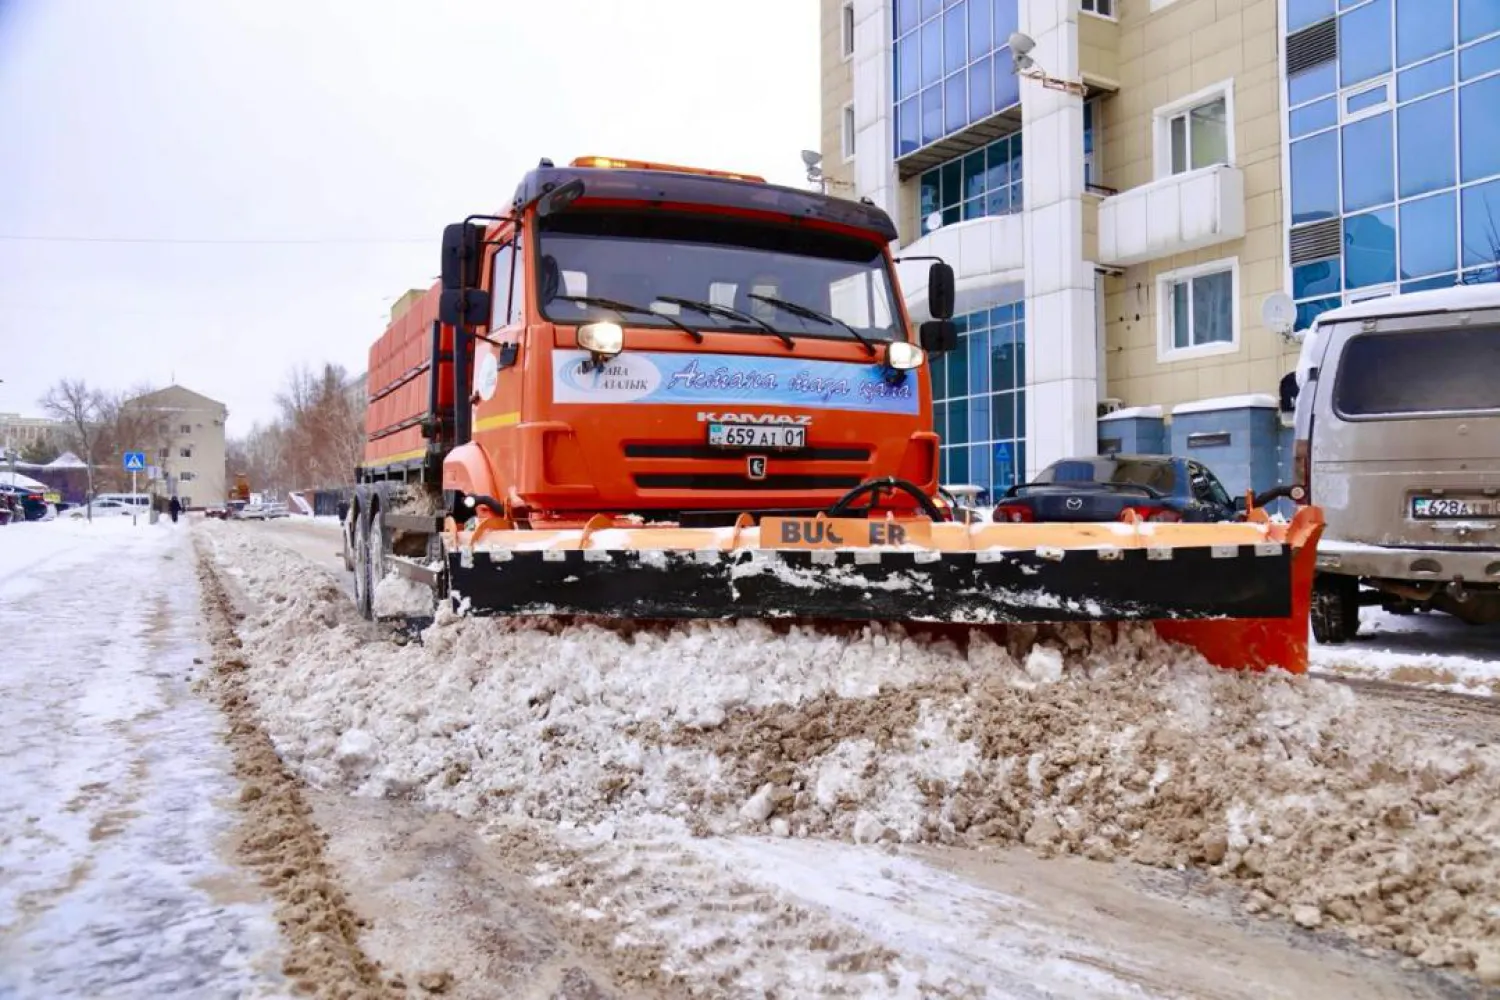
[917,131,1023,234]
[893,0,1021,159]
[1287,0,1500,331]
[928,303,1026,499]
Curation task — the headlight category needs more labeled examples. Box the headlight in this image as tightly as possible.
[885,341,926,370]
[578,321,624,357]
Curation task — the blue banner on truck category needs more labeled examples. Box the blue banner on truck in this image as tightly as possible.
[550,349,920,414]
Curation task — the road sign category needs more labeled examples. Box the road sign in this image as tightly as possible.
[993,441,1014,488]
[123,451,147,472]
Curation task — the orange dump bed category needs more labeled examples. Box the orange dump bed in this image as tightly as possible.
[362,283,456,469]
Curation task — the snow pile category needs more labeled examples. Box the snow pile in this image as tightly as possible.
[199,521,1500,979]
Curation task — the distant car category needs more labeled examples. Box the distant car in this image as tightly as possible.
[68,497,137,519]
[992,455,1243,524]
[0,484,52,522]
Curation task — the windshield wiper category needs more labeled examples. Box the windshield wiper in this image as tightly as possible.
[550,294,704,343]
[745,293,877,356]
[654,295,795,349]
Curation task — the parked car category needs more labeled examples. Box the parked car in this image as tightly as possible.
[992,455,1248,523]
[67,497,138,519]
[1291,284,1500,642]
[0,484,52,522]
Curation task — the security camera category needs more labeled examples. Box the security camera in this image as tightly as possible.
[801,149,823,168]
[1008,31,1035,55]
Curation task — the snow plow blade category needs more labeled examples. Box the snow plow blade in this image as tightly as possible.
[447,506,1324,674]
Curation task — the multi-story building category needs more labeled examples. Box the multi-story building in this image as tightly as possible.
[0,412,67,456]
[123,385,229,509]
[819,0,1500,501]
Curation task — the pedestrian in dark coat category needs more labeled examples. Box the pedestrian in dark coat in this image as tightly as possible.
[169,495,182,523]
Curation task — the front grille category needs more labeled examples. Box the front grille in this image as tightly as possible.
[634,473,863,491]
[623,443,871,462]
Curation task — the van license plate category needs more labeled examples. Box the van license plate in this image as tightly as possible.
[1411,496,1496,518]
[707,423,806,450]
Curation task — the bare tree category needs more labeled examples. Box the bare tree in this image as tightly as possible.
[39,379,104,519]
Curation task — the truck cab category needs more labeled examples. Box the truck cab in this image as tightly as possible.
[439,156,958,527]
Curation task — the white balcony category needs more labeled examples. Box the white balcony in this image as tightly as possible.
[895,215,1025,323]
[1096,164,1245,268]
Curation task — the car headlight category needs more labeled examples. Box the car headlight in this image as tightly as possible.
[885,341,925,370]
[578,322,624,358]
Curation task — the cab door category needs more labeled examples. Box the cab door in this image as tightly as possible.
[469,228,528,486]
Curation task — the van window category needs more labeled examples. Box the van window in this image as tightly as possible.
[1333,325,1500,417]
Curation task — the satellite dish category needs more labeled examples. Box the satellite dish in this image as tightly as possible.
[925,211,943,233]
[801,149,823,168]
[1261,292,1296,335]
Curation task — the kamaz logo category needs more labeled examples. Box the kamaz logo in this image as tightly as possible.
[696,412,812,425]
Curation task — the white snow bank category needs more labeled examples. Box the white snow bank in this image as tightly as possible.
[201,521,1500,980]
[1312,608,1500,695]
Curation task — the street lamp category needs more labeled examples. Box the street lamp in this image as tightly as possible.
[1008,31,1089,96]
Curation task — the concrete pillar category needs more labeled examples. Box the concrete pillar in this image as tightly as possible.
[850,0,894,214]
[1019,0,1098,477]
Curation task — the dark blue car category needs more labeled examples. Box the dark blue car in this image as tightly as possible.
[992,454,1241,523]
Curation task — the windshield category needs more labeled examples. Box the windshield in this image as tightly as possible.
[1034,459,1177,493]
[536,211,901,343]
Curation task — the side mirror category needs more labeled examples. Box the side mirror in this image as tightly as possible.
[1233,495,1248,513]
[439,288,493,327]
[919,319,958,354]
[537,178,586,218]
[441,222,486,291]
[927,260,955,320]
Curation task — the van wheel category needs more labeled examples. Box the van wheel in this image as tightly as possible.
[1312,574,1360,644]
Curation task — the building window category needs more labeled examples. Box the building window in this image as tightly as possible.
[841,2,854,59]
[1285,4,1500,330]
[179,447,192,458]
[928,302,1027,503]
[1158,88,1231,177]
[893,0,1022,159]
[842,102,856,161]
[1083,97,1098,188]
[179,424,192,435]
[1157,259,1239,361]
[918,131,1023,233]
[1081,0,1114,18]
[180,471,195,481]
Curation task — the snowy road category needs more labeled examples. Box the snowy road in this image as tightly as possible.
[198,518,1499,998]
[0,520,286,999]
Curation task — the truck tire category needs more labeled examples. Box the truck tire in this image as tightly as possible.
[1311,574,1360,644]
[353,504,374,621]
[342,514,356,573]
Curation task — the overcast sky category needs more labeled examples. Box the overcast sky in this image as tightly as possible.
[0,0,820,435]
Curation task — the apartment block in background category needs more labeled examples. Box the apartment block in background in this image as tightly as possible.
[123,385,228,509]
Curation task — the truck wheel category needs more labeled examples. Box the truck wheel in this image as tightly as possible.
[1311,574,1360,644]
[342,514,356,573]
[353,507,374,621]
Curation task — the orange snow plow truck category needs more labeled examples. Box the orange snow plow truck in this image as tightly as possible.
[345,155,1324,673]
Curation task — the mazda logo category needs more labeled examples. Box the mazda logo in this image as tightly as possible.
[1065,497,1083,510]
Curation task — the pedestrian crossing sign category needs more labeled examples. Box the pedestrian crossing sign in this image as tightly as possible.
[123,451,146,472]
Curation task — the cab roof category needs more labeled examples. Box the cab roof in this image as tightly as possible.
[511,162,898,245]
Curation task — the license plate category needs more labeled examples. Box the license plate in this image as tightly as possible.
[1411,496,1497,518]
[707,422,806,450]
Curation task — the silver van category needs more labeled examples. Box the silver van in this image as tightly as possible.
[1292,285,1500,642]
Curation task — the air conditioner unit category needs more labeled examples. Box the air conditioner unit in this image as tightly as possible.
[1097,397,1124,417]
